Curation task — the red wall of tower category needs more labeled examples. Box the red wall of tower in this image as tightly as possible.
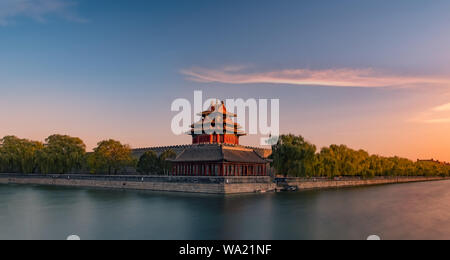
[193,134,239,145]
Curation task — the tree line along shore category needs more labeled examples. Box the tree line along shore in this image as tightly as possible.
[0,134,449,178]
[272,134,450,178]
[0,135,175,175]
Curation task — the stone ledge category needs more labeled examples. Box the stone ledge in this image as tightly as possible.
[0,176,275,194]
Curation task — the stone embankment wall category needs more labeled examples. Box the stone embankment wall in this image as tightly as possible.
[0,174,447,194]
[277,176,447,191]
[0,174,275,194]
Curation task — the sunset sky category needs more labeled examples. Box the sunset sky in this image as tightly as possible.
[1,0,450,161]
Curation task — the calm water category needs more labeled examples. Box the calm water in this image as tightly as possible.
[1,180,450,240]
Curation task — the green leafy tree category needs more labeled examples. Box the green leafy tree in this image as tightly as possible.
[137,149,177,175]
[270,133,450,179]
[317,148,339,178]
[0,136,44,173]
[271,134,317,177]
[88,139,135,175]
[159,149,177,175]
[38,135,86,174]
[137,151,160,175]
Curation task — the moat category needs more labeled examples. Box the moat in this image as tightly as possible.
[1,180,450,240]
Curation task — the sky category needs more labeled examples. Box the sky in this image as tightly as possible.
[1,0,450,161]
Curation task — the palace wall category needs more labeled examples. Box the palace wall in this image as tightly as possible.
[278,176,448,190]
[0,174,275,194]
[1,174,447,194]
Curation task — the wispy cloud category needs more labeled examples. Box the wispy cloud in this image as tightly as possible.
[422,118,450,124]
[413,103,450,124]
[433,103,450,112]
[0,0,86,26]
[182,66,450,88]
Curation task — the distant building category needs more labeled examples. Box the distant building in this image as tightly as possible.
[417,159,450,166]
[133,102,272,176]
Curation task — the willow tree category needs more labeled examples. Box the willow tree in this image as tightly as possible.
[271,134,317,177]
[316,148,339,178]
[0,136,44,173]
[88,139,135,175]
[38,135,86,174]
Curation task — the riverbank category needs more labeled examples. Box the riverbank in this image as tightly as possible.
[0,174,274,194]
[0,174,448,194]
[276,176,448,191]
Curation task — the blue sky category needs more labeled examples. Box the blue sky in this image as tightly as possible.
[1,0,450,160]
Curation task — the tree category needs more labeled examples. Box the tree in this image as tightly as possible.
[269,134,450,179]
[0,136,44,173]
[137,149,177,175]
[271,134,317,177]
[159,149,177,175]
[137,151,159,175]
[38,135,86,174]
[88,139,135,175]
[317,148,339,178]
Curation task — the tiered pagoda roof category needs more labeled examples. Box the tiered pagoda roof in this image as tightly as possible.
[132,144,272,159]
[131,101,271,176]
[188,101,246,137]
[170,145,268,164]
